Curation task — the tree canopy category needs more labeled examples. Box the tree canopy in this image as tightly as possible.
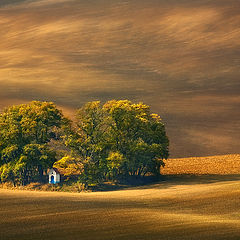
[0,101,64,185]
[0,100,169,187]
[64,100,169,186]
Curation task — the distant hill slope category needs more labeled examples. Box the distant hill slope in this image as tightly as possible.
[162,154,240,175]
[0,0,240,157]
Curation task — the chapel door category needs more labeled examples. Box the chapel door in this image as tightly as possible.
[51,175,54,184]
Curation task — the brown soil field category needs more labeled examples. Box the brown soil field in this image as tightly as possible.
[162,154,240,175]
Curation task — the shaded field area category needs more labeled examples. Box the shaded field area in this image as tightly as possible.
[1,175,240,240]
[0,0,240,157]
[162,154,240,175]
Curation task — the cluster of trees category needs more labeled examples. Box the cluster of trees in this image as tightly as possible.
[0,100,169,187]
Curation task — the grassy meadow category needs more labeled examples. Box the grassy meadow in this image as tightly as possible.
[1,154,240,240]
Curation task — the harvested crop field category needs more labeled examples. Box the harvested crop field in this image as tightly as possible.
[162,154,240,175]
[1,175,240,240]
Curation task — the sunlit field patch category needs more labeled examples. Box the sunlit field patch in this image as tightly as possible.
[1,173,240,240]
[162,154,240,175]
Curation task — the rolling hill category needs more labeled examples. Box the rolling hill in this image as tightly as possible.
[0,0,239,157]
[1,154,240,239]
[1,175,240,240]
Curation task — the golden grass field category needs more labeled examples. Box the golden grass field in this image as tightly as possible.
[162,154,240,175]
[1,176,240,240]
[1,154,240,240]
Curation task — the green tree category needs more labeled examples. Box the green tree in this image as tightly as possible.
[103,100,169,177]
[53,156,83,177]
[0,163,15,184]
[64,101,108,186]
[19,144,56,184]
[1,145,19,165]
[65,100,169,184]
[106,151,125,181]
[0,101,65,185]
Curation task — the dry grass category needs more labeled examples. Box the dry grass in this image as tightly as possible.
[0,181,87,193]
[162,154,240,175]
[1,154,240,239]
[0,175,240,240]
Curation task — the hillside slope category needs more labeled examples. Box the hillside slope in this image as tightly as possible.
[0,0,240,157]
[1,176,240,240]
